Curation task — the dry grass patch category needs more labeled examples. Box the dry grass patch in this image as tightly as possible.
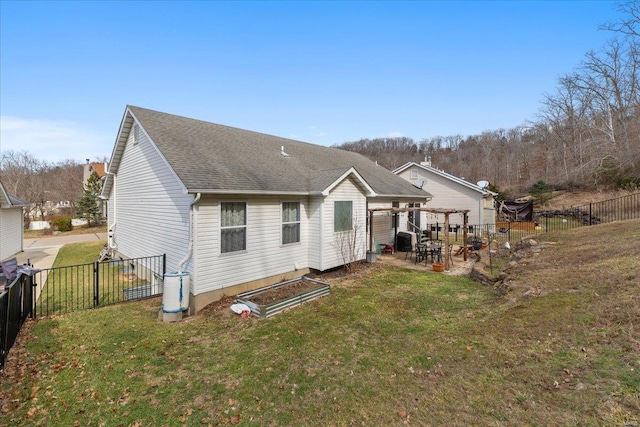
[1,220,639,426]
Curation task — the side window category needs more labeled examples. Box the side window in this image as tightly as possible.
[282,202,300,244]
[221,202,246,253]
[334,201,353,232]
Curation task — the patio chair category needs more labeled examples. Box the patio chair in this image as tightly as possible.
[415,244,429,264]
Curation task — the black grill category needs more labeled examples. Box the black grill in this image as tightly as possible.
[396,232,413,252]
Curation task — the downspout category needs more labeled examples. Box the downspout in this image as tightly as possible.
[178,192,201,274]
[104,172,117,250]
[318,202,324,271]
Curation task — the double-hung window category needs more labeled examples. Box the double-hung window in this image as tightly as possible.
[334,201,353,232]
[282,202,300,245]
[221,202,246,253]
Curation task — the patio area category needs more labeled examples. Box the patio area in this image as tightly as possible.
[375,246,478,276]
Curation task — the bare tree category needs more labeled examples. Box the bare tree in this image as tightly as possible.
[333,217,365,273]
[601,1,640,38]
[0,150,49,221]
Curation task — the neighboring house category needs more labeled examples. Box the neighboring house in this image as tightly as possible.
[84,159,109,218]
[101,106,432,313]
[0,180,28,261]
[394,159,496,232]
[83,160,108,185]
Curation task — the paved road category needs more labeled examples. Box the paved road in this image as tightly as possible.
[17,233,108,270]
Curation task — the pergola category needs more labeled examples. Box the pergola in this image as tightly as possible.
[367,206,472,271]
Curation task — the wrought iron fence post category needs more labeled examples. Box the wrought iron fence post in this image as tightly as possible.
[94,262,99,307]
[25,275,33,319]
[589,203,593,226]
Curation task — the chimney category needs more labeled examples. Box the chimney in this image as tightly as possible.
[420,156,432,167]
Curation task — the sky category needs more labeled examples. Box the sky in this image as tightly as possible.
[0,0,625,164]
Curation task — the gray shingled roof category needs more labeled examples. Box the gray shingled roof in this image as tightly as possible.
[121,106,430,198]
[0,181,28,208]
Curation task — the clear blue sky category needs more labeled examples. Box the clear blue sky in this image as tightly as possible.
[0,0,623,163]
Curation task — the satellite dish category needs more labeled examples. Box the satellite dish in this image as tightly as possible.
[477,179,489,189]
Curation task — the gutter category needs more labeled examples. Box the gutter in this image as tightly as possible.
[188,189,313,196]
[178,192,201,273]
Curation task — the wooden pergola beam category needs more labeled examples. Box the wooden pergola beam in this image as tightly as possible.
[367,206,471,271]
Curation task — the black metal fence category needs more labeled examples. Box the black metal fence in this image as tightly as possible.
[419,192,640,245]
[1,274,34,369]
[534,191,640,233]
[33,254,166,317]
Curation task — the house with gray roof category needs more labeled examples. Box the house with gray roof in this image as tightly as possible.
[102,106,431,313]
[394,160,496,232]
[0,180,28,262]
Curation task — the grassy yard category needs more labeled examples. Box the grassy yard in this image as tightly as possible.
[36,241,161,317]
[1,221,639,426]
[24,224,107,239]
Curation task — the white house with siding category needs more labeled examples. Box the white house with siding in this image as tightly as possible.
[393,160,496,232]
[101,106,431,313]
[0,181,28,262]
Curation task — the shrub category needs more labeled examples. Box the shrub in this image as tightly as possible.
[529,180,553,204]
[49,216,73,232]
[616,176,640,192]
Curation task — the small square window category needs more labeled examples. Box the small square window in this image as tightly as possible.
[334,201,353,232]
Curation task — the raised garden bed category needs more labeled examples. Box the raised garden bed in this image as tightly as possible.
[235,276,330,318]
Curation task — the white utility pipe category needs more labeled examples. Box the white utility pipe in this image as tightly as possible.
[178,192,201,273]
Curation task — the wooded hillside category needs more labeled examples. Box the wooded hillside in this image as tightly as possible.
[335,2,640,198]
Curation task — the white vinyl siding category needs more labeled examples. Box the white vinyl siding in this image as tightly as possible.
[320,176,367,271]
[194,196,309,295]
[397,166,494,226]
[368,198,422,250]
[0,208,23,261]
[108,122,193,276]
[306,196,323,270]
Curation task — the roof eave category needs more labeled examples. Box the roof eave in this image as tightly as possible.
[320,167,377,197]
[101,107,135,197]
[398,162,495,196]
[187,189,315,196]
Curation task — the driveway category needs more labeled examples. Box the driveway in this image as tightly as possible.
[17,232,108,270]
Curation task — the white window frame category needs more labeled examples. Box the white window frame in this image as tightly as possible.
[220,201,247,254]
[281,201,301,245]
[334,200,353,232]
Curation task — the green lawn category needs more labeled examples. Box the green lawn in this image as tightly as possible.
[36,241,156,317]
[1,221,639,426]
